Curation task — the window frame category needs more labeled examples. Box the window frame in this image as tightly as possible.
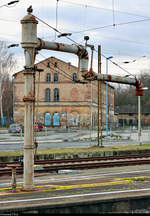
[72,73,77,82]
[54,88,59,101]
[54,73,58,83]
[45,88,51,101]
[46,73,51,83]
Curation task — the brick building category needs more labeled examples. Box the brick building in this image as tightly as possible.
[13,56,115,128]
[115,105,150,128]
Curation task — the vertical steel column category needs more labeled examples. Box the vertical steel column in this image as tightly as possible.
[138,95,142,146]
[106,59,109,136]
[98,45,103,147]
[106,56,113,136]
[23,69,34,190]
[21,11,38,190]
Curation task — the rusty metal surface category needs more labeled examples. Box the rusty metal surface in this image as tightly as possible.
[37,38,89,76]
[21,11,36,190]
[1,157,150,176]
[97,74,138,85]
[1,154,150,176]
[23,96,35,102]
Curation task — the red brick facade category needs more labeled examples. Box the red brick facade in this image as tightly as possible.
[13,56,115,128]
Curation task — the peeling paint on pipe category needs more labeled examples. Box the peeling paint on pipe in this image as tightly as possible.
[37,38,89,75]
[97,74,138,86]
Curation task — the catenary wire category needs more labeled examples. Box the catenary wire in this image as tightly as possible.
[35,55,97,107]
[33,15,79,46]
[34,14,138,78]
[37,52,74,81]
[71,18,150,34]
[60,0,150,19]
[37,52,106,93]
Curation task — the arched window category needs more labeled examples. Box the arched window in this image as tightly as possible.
[46,73,51,83]
[45,88,50,101]
[54,88,59,101]
[54,62,57,67]
[54,73,58,83]
[72,73,77,82]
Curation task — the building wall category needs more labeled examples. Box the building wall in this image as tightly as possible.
[13,56,115,128]
[117,113,150,127]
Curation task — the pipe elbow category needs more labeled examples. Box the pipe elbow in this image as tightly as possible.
[80,49,89,77]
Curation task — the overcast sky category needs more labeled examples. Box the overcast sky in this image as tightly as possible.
[1,0,150,78]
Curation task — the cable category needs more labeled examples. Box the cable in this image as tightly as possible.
[0,0,19,8]
[93,47,136,78]
[102,52,136,78]
[26,12,139,81]
[36,15,136,78]
[101,35,150,47]
[33,15,80,46]
[38,58,73,81]
[71,18,150,34]
[37,52,74,81]
[35,58,91,106]
[61,0,150,19]
[38,51,105,91]
[35,53,99,107]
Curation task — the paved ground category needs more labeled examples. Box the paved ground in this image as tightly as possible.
[0,128,149,150]
[0,128,150,142]
[1,164,150,212]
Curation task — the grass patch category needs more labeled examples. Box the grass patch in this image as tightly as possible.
[0,144,150,157]
[130,177,150,182]
[0,150,23,157]
[36,144,150,155]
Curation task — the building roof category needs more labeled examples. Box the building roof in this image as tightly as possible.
[13,56,77,77]
[13,56,115,89]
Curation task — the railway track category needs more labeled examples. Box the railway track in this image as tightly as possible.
[1,154,150,176]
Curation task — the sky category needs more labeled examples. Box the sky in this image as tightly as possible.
[1,0,150,79]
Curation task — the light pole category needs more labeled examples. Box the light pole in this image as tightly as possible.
[106,56,113,136]
[123,58,147,146]
[138,87,148,146]
[109,104,112,136]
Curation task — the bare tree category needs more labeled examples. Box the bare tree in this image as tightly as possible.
[0,41,16,125]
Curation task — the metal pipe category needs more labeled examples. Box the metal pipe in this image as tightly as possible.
[11,167,16,192]
[37,38,89,75]
[138,95,142,146]
[97,74,138,86]
[21,12,38,191]
[21,9,89,191]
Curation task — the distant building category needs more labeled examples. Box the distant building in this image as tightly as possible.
[115,105,150,128]
[13,56,115,128]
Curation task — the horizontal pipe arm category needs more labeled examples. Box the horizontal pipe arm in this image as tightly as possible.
[97,74,138,86]
[37,38,83,56]
[37,38,89,75]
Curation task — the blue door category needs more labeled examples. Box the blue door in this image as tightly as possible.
[53,112,60,126]
[44,113,51,126]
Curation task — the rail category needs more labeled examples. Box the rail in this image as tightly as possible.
[1,154,150,176]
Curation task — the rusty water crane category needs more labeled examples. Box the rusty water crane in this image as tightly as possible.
[21,7,143,191]
[21,8,89,190]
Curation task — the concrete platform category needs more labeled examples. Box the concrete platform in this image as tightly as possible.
[1,164,150,213]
